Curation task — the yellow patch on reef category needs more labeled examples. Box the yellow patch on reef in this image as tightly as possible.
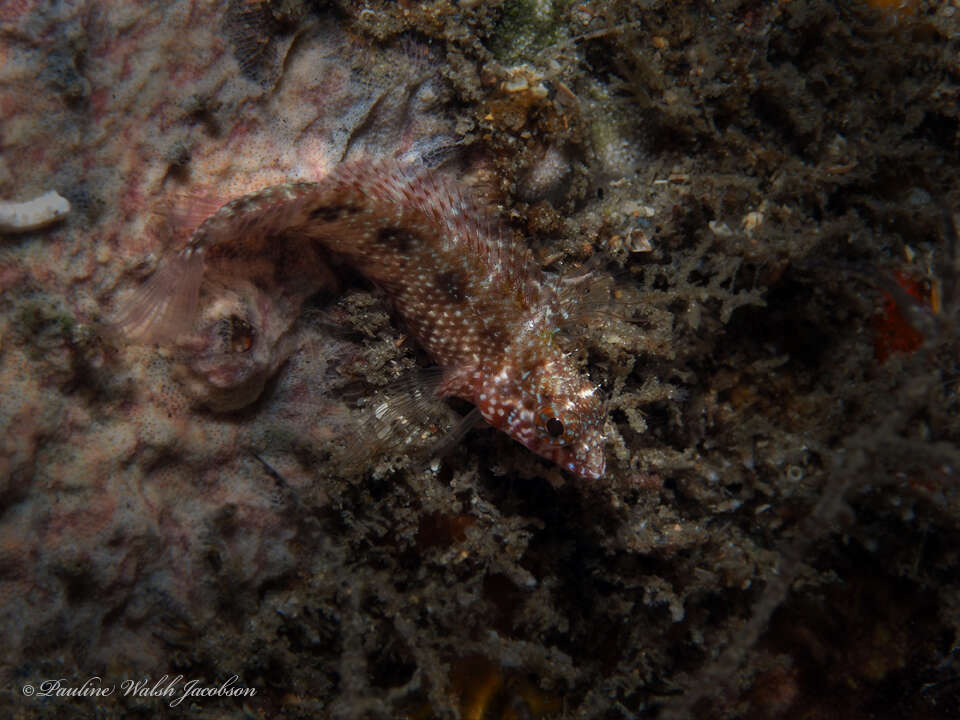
[450,655,564,720]
[404,655,564,720]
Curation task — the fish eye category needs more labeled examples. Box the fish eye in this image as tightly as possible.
[218,314,256,354]
[538,407,574,446]
[546,417,564,438]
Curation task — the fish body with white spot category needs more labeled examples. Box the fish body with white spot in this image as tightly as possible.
[116,157,607,479]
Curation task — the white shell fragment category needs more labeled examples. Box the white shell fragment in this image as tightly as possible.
[708,220,733,238]
[0,190,71,234]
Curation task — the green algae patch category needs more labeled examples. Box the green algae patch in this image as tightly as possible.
[489,0,574,62]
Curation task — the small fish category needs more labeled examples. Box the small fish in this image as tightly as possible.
[116,157,608,479]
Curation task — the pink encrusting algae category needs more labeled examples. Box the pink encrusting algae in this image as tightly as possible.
[117,156,608,479]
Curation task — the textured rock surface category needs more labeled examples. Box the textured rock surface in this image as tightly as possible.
[2,1,960,719]
[1,0,454,694]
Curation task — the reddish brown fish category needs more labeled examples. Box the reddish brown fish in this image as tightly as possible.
[117,157,607,479]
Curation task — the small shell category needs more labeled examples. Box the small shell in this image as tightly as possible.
[0,190,70,234]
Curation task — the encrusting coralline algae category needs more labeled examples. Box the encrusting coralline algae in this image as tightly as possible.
[116,154,610,479]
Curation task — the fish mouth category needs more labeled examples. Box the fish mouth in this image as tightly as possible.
[576,448,606,481]
[547,443,606,481]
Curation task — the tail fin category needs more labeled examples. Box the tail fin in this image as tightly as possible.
[112,248,205,344]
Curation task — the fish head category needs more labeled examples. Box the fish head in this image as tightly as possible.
[477,347,606,480]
